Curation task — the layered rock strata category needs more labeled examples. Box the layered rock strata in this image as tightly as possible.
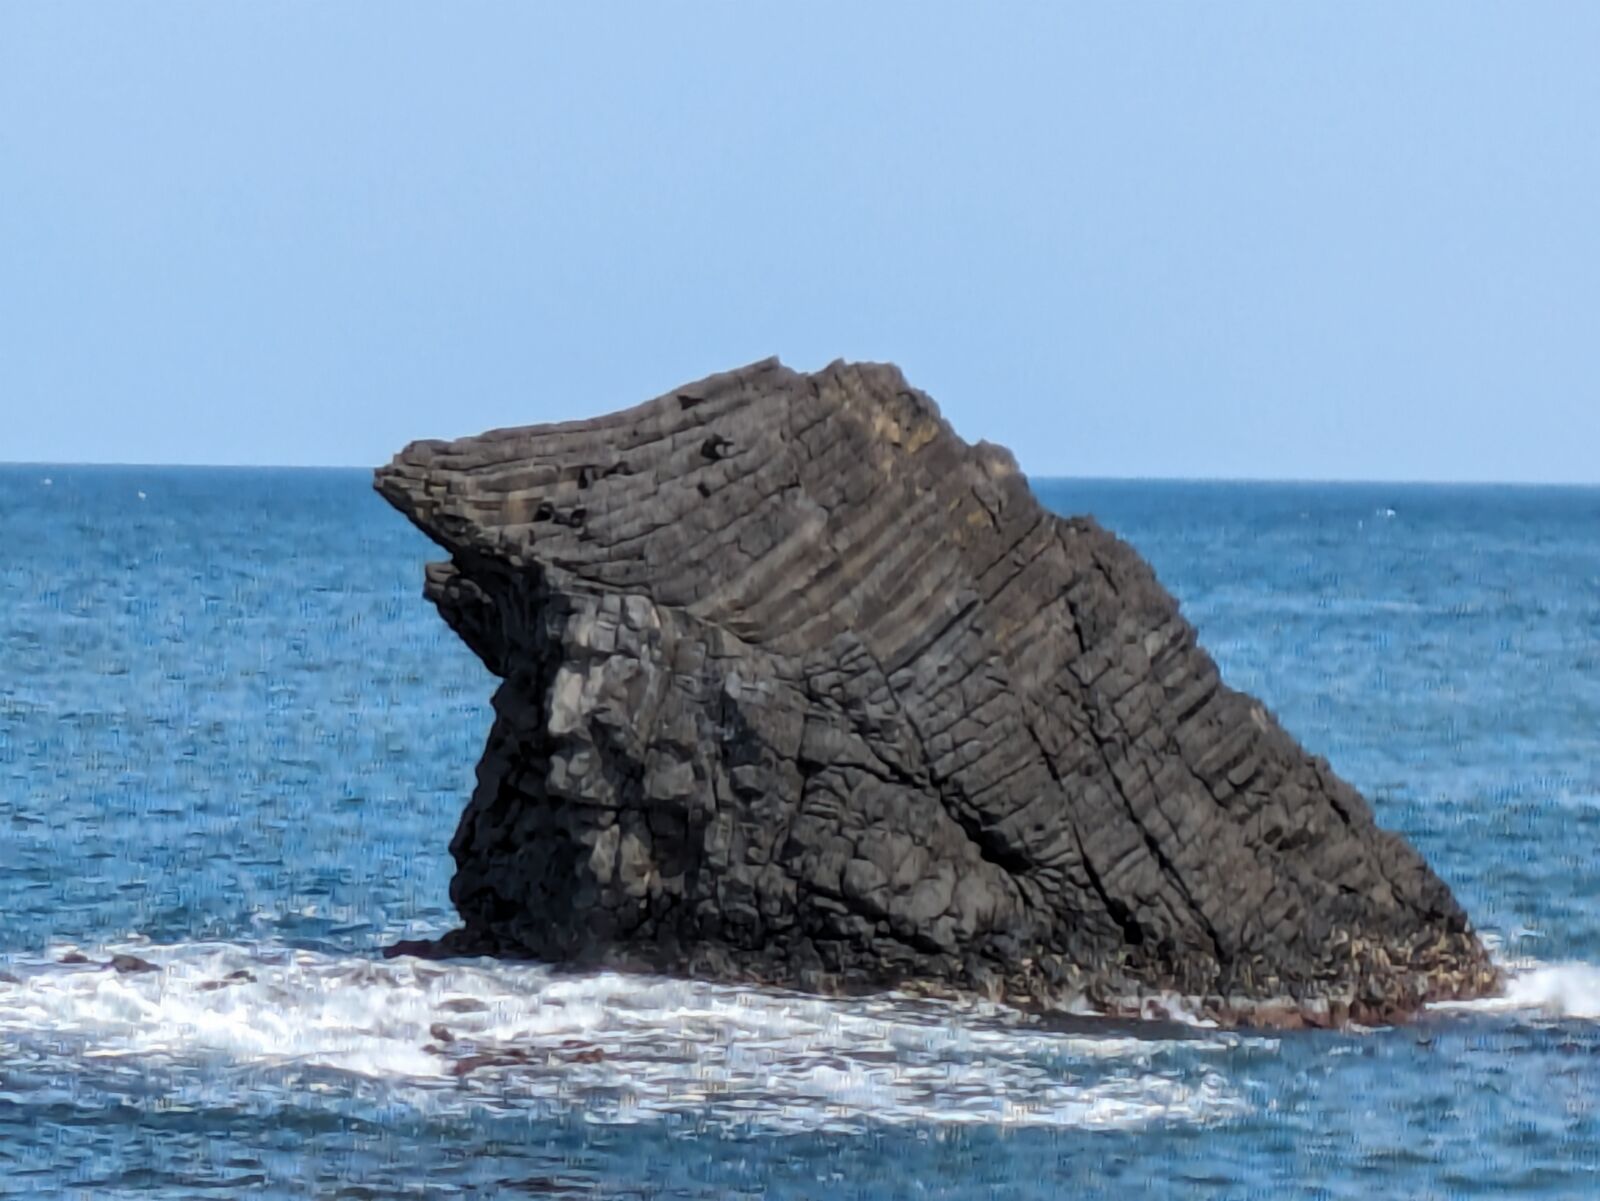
[375,358,1496,1025]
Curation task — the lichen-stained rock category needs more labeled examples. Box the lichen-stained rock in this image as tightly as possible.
[375,358,1497,1024]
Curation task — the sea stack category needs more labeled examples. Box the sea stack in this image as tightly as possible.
[375,358,1496,1026]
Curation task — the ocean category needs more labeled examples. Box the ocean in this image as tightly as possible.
[1,465,1596,1198]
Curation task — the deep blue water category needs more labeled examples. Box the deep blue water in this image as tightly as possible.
[1,465,1597,1198]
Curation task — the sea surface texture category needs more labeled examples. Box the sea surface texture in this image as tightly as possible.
[1,465,1596,1199]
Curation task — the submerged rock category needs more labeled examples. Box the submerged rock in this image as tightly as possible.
[375,358,1496,1025]
[108,953,159,975]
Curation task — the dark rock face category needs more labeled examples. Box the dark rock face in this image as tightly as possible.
[375,358,1496,1023]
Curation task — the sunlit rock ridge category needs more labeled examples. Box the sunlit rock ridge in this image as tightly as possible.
[375,358,1495,1026]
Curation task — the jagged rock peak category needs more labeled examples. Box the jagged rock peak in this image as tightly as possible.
[375,357,1496,1026]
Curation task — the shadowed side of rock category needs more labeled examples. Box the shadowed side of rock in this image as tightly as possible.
[375,358,1497,1024]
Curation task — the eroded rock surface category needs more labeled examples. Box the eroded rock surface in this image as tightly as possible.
[375,358,1496,1023]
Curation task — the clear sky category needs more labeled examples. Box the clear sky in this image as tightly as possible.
[3,5,1597,481]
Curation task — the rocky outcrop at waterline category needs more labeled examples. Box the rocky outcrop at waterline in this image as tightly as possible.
[374,358,1497,1027]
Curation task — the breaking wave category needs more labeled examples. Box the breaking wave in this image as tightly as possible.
[0,941,1264,1135]
[1430,958,1600,1021]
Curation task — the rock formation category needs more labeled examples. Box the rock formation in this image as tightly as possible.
[375,358,1496,1025]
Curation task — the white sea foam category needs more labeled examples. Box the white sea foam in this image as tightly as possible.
[1429,959,1600,1021]
[0,942,1262,1133]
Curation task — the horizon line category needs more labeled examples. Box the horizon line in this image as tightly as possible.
[4,459,1599,490]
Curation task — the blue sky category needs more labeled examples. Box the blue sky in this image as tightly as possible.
[3,5,1597,481]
